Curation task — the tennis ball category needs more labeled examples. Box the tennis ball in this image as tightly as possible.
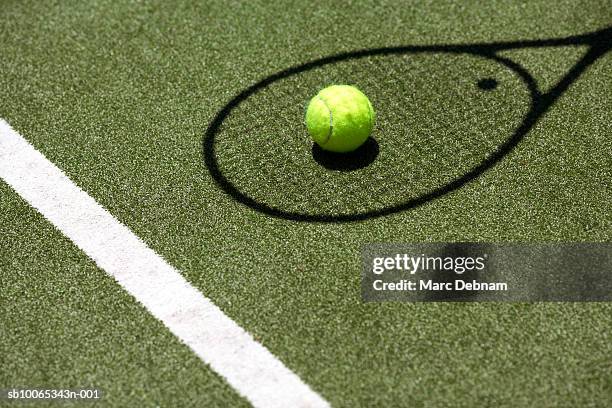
[305,85,375,153]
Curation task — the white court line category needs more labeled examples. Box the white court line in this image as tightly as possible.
[0,119,330,408]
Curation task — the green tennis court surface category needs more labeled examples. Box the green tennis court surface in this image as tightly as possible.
[1,1,610,406]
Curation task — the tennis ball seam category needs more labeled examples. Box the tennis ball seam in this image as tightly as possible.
[367,99,374,130]
[315,95,333,145]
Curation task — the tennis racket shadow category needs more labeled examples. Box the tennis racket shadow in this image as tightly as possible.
[203,26,612,223]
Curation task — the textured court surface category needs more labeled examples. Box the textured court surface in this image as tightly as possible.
[1,1,611,407]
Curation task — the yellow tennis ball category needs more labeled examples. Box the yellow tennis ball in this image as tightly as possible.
[305,85,375,153]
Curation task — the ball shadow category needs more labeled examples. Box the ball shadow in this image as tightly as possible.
[312,137,379,171]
